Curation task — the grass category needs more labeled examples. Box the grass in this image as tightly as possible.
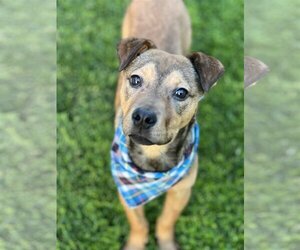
[0,1,56,249]
[57,0,244,249]
[245,0,300,249]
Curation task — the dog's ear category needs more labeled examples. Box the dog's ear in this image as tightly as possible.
[244,56,269,88]
[117,38,156,71]
[187,52,225,92]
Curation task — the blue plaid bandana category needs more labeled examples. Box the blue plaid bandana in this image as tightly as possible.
[110,123,200,208]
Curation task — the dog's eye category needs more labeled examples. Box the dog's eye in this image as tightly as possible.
[173,88,189,101]
[129,75,142,88]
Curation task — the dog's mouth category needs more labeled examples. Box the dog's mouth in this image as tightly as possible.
[129,134,173,146]
[129,134,154,145]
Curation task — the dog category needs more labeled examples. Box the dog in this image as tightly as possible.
[111,1,224,249]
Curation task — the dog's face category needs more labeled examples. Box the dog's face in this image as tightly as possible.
[117,38,224,145]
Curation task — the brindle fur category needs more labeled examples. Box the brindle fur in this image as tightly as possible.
[114,1,224,250]
[128,117,195,172]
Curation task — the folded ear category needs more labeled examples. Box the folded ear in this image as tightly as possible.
[187,52,225,92]
[244,56,269,88]
[117,38,156,71]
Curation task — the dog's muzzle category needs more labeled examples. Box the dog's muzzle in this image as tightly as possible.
[129,107,158,145]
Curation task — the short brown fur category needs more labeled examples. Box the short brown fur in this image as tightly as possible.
[114,1,224,249]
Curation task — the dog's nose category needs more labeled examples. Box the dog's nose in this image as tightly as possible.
[132,108,157,129]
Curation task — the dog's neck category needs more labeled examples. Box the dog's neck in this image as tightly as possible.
[127,118,195,172]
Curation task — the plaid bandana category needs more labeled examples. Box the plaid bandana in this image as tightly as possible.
[110,123,200,208]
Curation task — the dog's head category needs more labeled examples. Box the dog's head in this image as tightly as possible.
[117,38,224,145]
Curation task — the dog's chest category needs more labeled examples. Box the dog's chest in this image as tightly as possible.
[128,149,179,172]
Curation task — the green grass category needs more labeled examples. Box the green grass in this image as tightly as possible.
[0,1,56,249]
[57,0,243,249]
[245,0,300,249]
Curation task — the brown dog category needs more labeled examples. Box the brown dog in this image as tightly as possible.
[113,1,224,249]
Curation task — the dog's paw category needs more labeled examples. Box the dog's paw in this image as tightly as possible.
[122,244,145,250]
[157,239,181,250]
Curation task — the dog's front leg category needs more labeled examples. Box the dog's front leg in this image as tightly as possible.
[119,195,149,250]
[155,188,191,250]
[156,158,198,250]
